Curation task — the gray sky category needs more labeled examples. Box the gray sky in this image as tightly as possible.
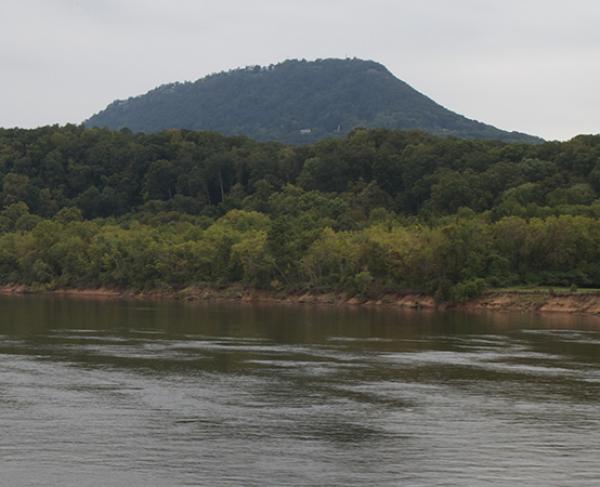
[1,0,598,140]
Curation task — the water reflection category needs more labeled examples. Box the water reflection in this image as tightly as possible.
[1,295,600,486]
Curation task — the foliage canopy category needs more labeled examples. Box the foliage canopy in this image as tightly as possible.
[1,125,600,299]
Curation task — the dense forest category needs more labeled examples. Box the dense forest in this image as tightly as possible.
[86,58,540,144]
[1,125,600,300]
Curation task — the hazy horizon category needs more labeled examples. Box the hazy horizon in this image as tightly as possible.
[1,0,599,141]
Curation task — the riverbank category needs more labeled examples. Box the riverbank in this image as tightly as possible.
[3,284,600,316]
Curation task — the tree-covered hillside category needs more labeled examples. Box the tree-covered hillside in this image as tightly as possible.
[1,125,599,298]
[86,59,541,144]
[0,125,595,220]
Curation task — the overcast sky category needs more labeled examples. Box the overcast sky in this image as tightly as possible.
[0,0,598,140]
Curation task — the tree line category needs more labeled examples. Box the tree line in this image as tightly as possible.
[1,125,599,298]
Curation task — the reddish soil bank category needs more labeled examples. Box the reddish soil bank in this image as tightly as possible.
[2,285,600,317]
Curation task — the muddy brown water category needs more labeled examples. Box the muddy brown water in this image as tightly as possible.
[1,295,600,486]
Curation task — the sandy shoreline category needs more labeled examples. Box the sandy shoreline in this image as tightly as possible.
[3,284,600,316]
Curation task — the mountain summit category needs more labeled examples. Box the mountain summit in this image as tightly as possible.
[85,58,541,144]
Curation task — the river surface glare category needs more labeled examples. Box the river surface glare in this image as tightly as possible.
[1,296,600,486]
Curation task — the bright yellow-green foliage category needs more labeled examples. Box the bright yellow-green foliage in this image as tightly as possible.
[2,209,600,301]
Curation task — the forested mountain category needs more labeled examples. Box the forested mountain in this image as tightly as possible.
[85,58,541,144]
[2,125,600,299]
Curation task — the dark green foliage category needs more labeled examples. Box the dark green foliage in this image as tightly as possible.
[1,125,598,221]
[0,125,600,300]
[85,59,541,144]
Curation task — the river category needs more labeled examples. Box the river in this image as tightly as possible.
[1,295,599,486]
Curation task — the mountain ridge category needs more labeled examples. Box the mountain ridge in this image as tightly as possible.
[85,58,542,144]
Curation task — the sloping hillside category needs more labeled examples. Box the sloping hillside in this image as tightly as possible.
[85,58,541,144]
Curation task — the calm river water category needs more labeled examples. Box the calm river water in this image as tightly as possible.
[1,295,600,486]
